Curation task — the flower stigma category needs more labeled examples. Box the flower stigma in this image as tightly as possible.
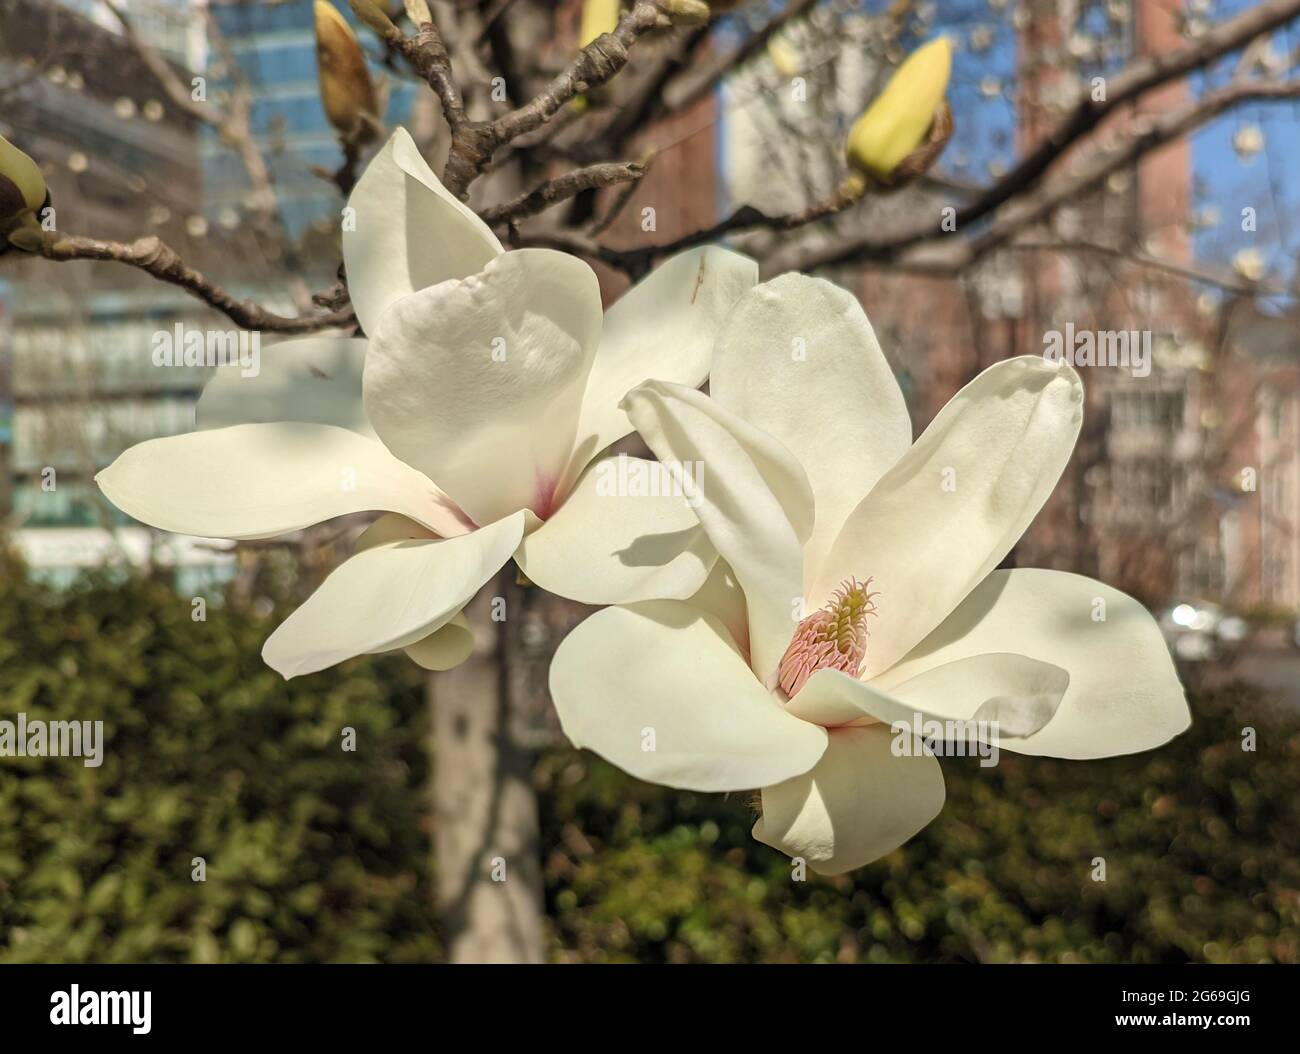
[777,577,879,698]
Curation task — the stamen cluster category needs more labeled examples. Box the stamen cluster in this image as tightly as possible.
[777,578,879,698]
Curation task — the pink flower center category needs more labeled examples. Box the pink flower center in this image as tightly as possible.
[777,577,878,698]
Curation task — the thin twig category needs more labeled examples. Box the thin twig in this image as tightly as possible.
[779,0,1300,270]
[1006,240,1290,297]
[662,0,821,113]
[767,79,1300,276]
[372,16,467,130]
[413,18,468,130]
[34,234,356,334]
[522,182,864,277]
[479,162,646,225]
[587,154,654,236]
[490,3,668,144]
[438,0,669,195]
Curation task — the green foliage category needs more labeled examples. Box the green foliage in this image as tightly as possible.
[541,691,1300,963]
[0,563,437,963]
[2,564,1296,963]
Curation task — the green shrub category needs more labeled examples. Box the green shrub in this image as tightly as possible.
[2,564,1296,963]
[0,564,437,963]
[541,687,1300,963]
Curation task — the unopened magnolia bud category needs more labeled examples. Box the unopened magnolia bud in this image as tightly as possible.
[661,0,711,25]
[316,1,379,137]
[845,37,952,184]
[0,133,47,223]
[403,0,432,25]
[580,0,621,46]
[879,101,953,191]
[5,219,45,253]
[1232,248,1265,282]
[346,0,396,36]
[767,37,800,78]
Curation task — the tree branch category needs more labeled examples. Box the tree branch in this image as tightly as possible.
[403,0,468,129]
[521,181,864,276]
[34,234,355,334]
[771,0,1300,270]
[661,0,821,114]
[362,2,467,130]
[479,162,646,225]
[489,2,669,146]
[953,0,1300,233]
[1005,239,1290,297]
[436,2,669,198]
[768,79,1300,276]
[958,80,1300,266]
[588,155,654,236]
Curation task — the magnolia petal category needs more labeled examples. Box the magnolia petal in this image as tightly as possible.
[686,560,749,658]
[549,601,828,792]
[622,381,813,687]
[874,569,1190,759]
[365,248,602,526]
[789,654,1067,744]
[262,511,526,678]
[405,612,475,671]
[710,273,912,588]
[569,247,758,474]
[196,336,372,437]
[514,455,715,605]
[752,724,944,875]
[354,512,438,551]
[96,422,469,540]
[342,127,502,335]
[814,356,1084,679]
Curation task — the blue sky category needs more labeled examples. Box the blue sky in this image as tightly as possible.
[1190,0,1299,281]
[906,0,1298,285]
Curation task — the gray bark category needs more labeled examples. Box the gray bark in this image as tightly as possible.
[430,576,546,963]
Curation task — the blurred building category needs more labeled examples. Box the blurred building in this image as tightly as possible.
[0,0,228,587]
[205,0,419,240]
[1218,303,1300,613]
[1013,0,1298,617]
[60,0,205,66]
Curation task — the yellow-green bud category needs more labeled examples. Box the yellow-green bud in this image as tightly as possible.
[5,220,45,253]
[767,37,800,78]
[316,1,379,137]
[660,0,711,25]
[0,133,47,223]
[403,0,432,25]
[346,0,396,37]
[845,37,952,182]
[580,0,621,47]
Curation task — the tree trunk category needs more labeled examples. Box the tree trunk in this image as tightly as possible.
[430,576,546,963]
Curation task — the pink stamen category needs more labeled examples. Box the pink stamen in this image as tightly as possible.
[777,577,878,698]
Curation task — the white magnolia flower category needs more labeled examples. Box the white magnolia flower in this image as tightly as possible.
[549,273,1189,875]
[97,129,757,678]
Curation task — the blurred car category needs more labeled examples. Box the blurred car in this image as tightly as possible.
[1158,600,1250,663]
